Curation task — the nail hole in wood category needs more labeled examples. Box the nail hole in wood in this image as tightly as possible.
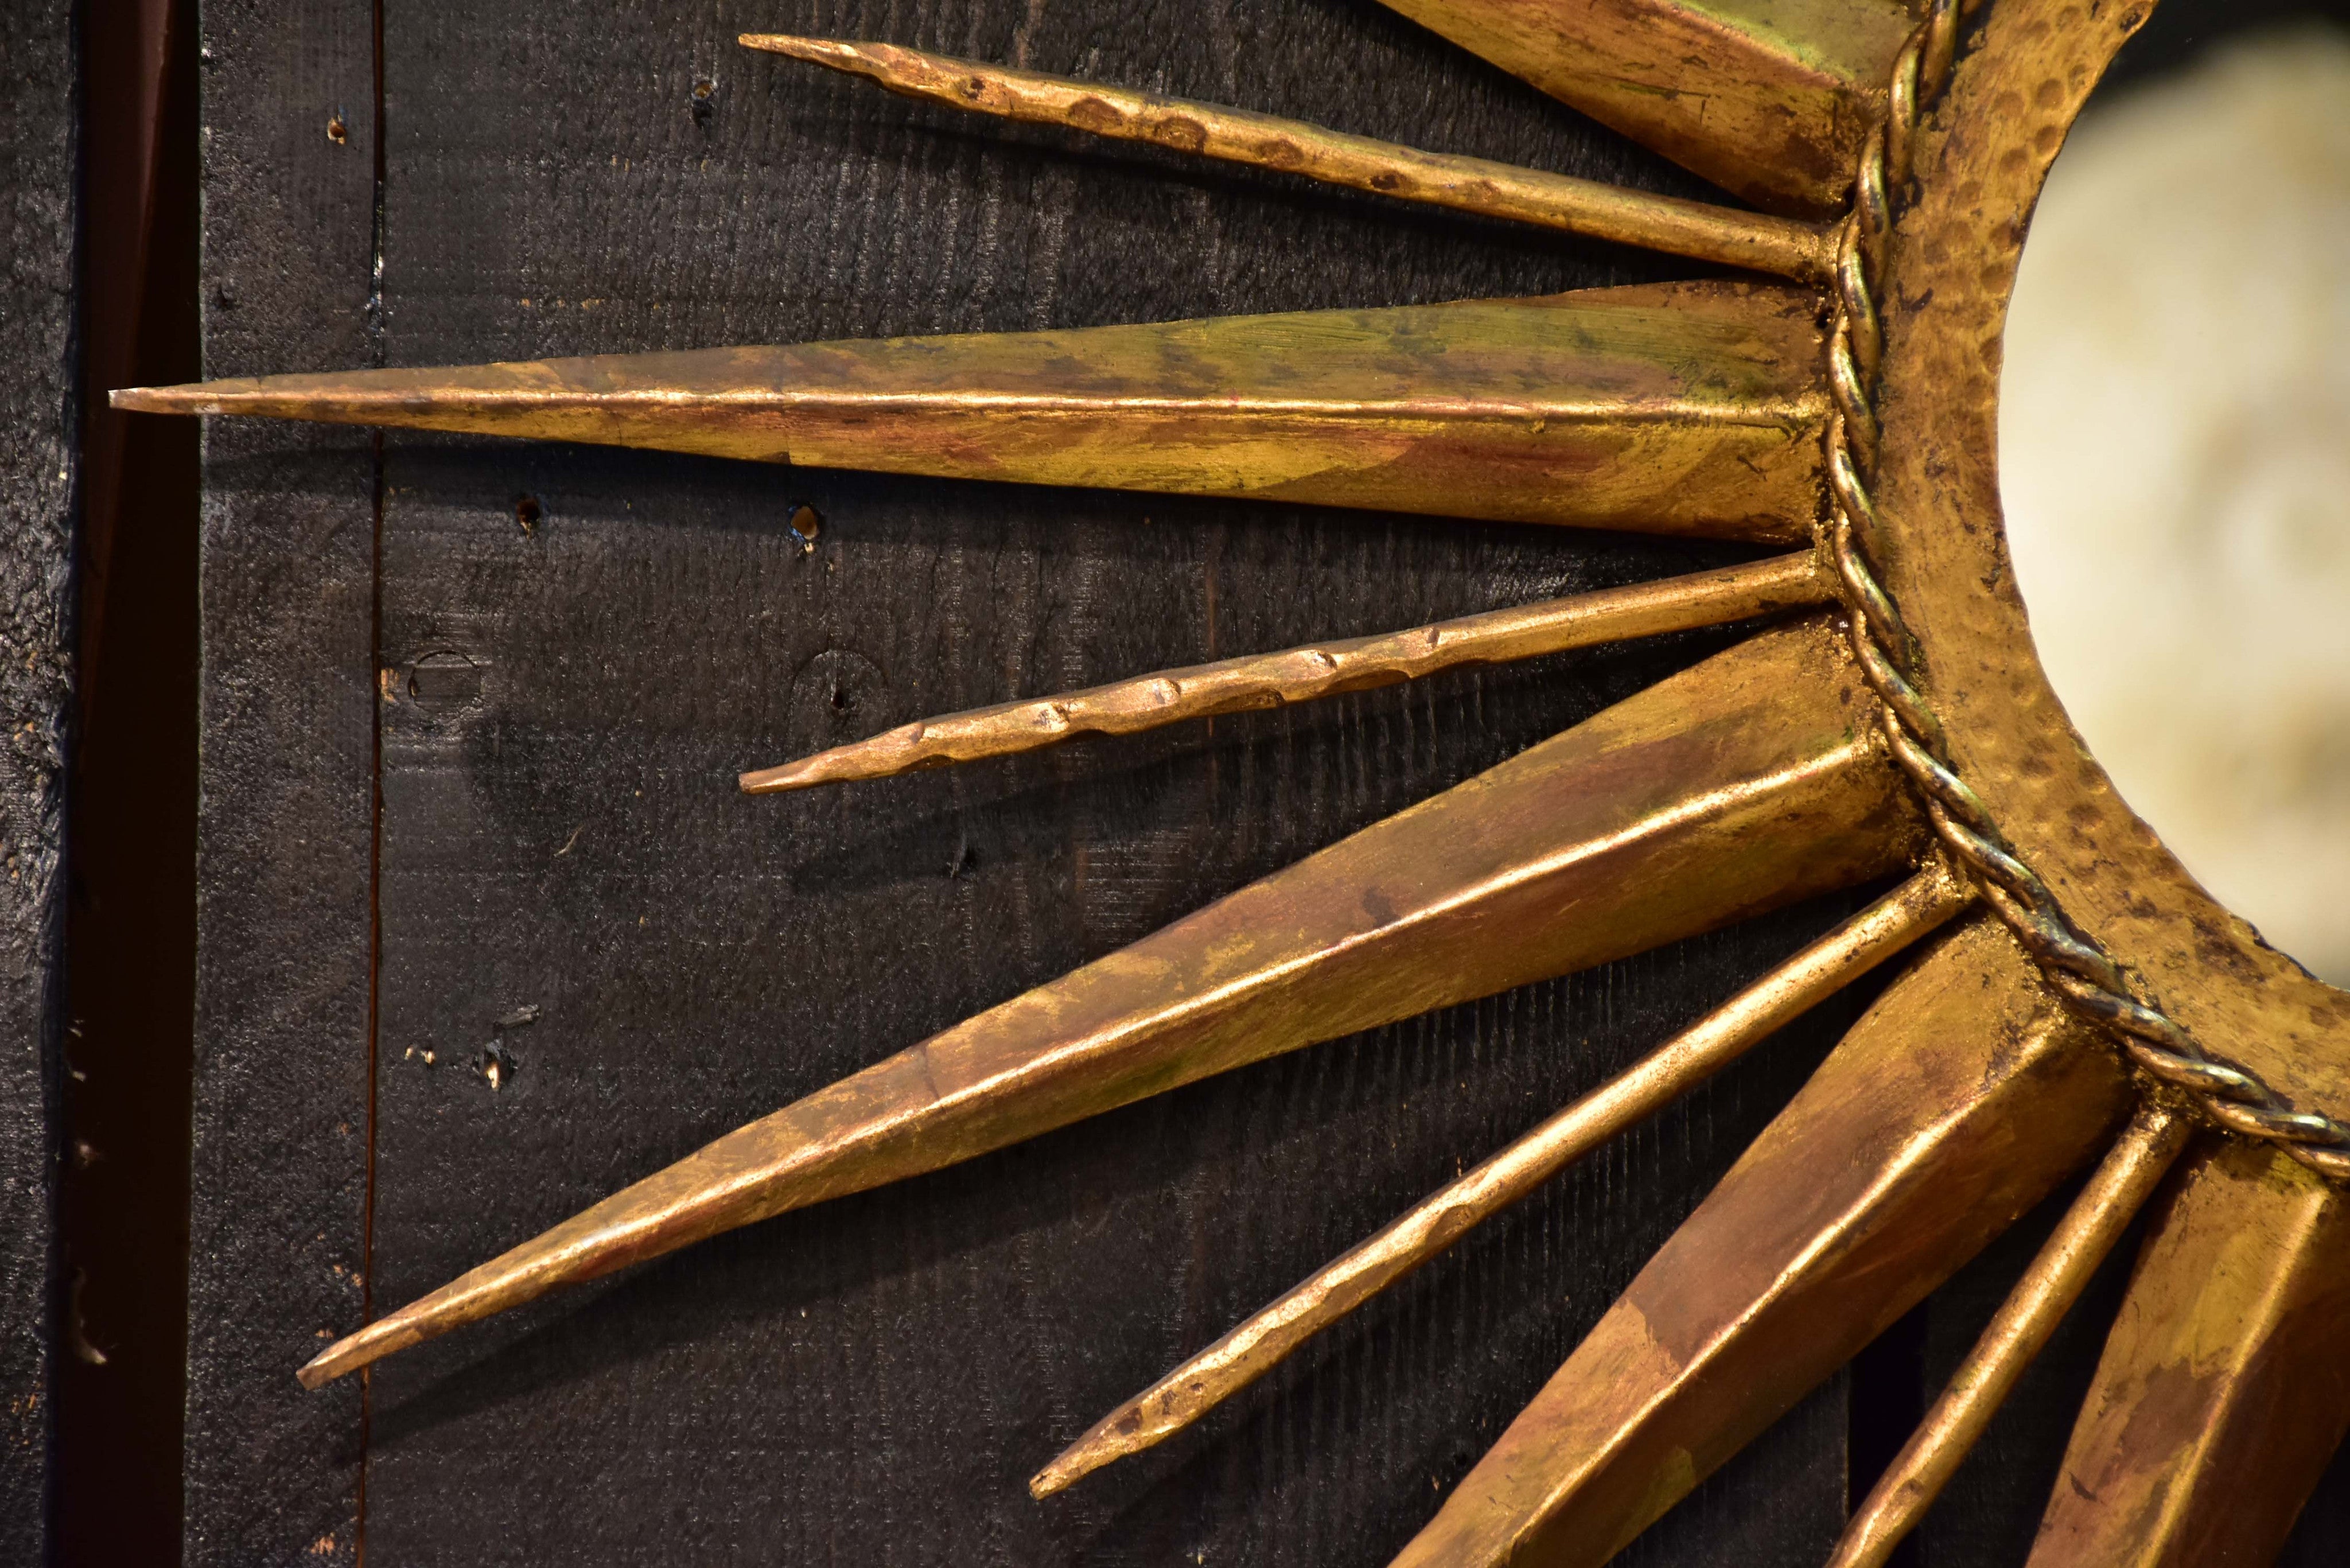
[789,503,822,553]
[406,652,484,713]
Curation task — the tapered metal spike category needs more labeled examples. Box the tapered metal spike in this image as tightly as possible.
[298,615,1920,1388]
[1388,918,2135,1568]
[1828,1104,2194,1568]
[2026,1137,2350,1568]
[740,35,1834,281]
[745,553,1831,793]
[1029,859,1974,1497]
[1372,0,1925,218]
[114,281,1829,542]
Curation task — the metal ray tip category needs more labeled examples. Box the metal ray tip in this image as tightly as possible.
[740,726,933,793]
[737,757,827,794]
[738,33,852,62]
[111,384,213,414]
[1028,1430,1123,1498]
[297,1313,421,1390]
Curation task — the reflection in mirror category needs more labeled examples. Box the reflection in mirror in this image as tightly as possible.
[2002,24,2350,986]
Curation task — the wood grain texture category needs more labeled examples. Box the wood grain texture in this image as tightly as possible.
[0,1,75,1555]
[185,2,379,1564]
[345,0,1857,1563]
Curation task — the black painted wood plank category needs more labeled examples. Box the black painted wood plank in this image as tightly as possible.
[352,1,1855,1563]
[185,2,379,1563]
[0,2,76,1557]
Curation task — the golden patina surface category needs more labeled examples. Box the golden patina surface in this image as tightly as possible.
[744,551,1830,792]
[1390,918,2133,1568]
[1831,1102,2193,1568]
[120,280,1828,540]
[1873,0,2350,1142]
[298,616,1921,1388]
[1375,0,1925,216]
[745,36,1834,279]
[2029,1137,2350,1566]
[1032,859,1974,1497]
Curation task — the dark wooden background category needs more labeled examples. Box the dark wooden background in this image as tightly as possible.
[0,2,73,1561]
[174,1,2350,1566]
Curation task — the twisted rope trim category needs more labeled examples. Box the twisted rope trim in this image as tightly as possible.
[1822,0,2350,1181]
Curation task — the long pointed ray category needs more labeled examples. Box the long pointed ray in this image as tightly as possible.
[116,281,1828,542]
[745,553,1829,793]
[1828,1104,2193,1568]
[1029,860,1974,1497]
[741,36,1831,282]
[2026,1137,2350,1568]
[297,616,1919,1388]
[1374,0,1923,218]
[1388,919,2135,1568]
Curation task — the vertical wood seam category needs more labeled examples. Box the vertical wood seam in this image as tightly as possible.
[357,0,389,1559]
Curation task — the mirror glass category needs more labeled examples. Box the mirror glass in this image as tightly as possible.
[2001,22,2350,985]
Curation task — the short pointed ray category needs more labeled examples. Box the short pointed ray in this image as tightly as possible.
[1828,1104,2194,1568]
[2026,1136,2350,1568]
[299,614,1919,1388]
[117,280,1828,542]
[1389,918,2136,1568]
[745,552,1830,793]
[1374,0,1925,217]
[742,36,1832,281]
[1030,859,1975,1497]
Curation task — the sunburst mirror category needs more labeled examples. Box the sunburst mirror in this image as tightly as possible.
[131,0,2350,1561]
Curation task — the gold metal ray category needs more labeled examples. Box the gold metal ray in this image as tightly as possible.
[116,281,1828,541]
[1371,0,1924,217]
[297,615,1919,1388]
[744,552,1830,793]
[741,36,1834,281]
[1828,1104,2195,1568]
[1029,859,1974,1497]
[2025,1137,2350,1568]
[1387,917,2134,1568]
